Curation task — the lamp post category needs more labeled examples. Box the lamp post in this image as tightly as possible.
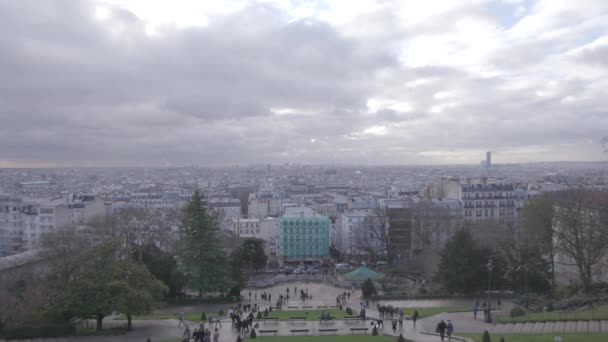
[486,259,494,323]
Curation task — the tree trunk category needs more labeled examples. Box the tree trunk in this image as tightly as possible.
[127,312,133,330]
[96,313,104,331]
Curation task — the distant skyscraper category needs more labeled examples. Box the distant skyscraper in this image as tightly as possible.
[486,151,492,168]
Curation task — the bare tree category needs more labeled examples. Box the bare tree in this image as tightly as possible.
[411,200,457,253]
[353,208,390,261]
[553,189,608,291]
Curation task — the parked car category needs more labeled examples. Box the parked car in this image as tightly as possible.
[284,266,295,274]
[293,268,302,274]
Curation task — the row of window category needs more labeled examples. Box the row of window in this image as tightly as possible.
[282,228,325,234]
[464,209,514,217]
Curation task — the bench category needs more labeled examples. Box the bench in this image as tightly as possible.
[350,328,369,334]
[259,330,278,336]
[288,306,299,309]
[290,329,309,335]
[316,306,327,309]
[319,328,338,335]
[302,306,313,308]
[329,306,340,309]
[319,317,335,322]
[344,316,360,319]
[289,317,308,320]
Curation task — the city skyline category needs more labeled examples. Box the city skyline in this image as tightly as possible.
[1,0,607,168]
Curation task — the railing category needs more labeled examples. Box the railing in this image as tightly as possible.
[246,274,360,289]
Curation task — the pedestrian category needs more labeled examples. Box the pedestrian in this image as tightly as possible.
[446,320,454,342]
[398,311,403,329]
[182,325,191,342]
[255,293,257,301]
[473,305,478,319]
[178,312,185,328]
[392,318,397,333]
[215,314,222,328]
[213,328,220,342]
[412,310,419,328]
[497,298,502,310]
[436,320,447,341]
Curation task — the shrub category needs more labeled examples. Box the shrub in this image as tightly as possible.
[201,312,207,321]
[250,328,257,339]
[236,336,243,342]
[256,312,262,319]
[0,324,76,339]
[346,307,353,315]
[499,338,505,342]
[482,330,491,342]
[269,307,273,312]
[147,339,151,342]
[263,309,269,317]
[509,306,526,318]
[397,333,406,342]
[372,326,378,336]
[219,309,225,317]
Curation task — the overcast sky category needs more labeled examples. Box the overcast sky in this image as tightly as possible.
[1,0,607,167]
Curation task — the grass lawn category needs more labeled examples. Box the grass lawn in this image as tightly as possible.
[460,333,608,342]
[400,307,470,319]
[162,336,399,342]
[498,304,608,323]
[116,312,222,322]
[266,309,349,320]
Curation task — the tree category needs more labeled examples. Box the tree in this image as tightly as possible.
[437,229,497,294]
[552,190,608,291]
[47,239,166,331]
[482,330,491,342]
[521,194,557,289]
[353,208,390,261]
[111,258,167,330]
[138,243,188,298]
[228,249,247,296]
[180,191,230,297]
[361,278,377,299]
[239,239,268,272]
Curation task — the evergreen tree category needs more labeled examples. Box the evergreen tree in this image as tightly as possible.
[240,239,268,271]
[482,330,491,342]
[180,191,229,297]
[437,229,493,293]
[362,278,377,299]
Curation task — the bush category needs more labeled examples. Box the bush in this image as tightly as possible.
[147,339,151,342]
[0,324,76,339]
[500,337,505,342]
[346,307,353,315]
[256,312,262,319]
[397,333,406,342]
[269,307,273,312]
[219,309,225,317]
[250,328,257,339]
[372,326,378,336]
[482,330,491,342]
[236,336,243,342]
[263,309,269,317]
[201,312,207,321]
[509,306,526,318]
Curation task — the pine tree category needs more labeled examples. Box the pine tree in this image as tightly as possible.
[180,191,229,297]
[482,330,491,342]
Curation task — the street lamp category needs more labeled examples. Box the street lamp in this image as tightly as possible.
[486,259,494,323]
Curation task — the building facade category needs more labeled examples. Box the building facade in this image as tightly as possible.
[279,207,330,264]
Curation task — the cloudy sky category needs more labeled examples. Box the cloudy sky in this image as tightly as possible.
[1,0,607,167]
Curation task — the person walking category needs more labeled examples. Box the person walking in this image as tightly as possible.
[213,328,220,342]
[412,310,419,328]
[473,304,478,319]
[398,311,404,329]
[182,325,191,342]
[436,320,447,341]
[446,320,454,342]
[178,312,185,328]
[392,318,398,333]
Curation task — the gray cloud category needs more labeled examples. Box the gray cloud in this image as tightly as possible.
[0,0,606,166]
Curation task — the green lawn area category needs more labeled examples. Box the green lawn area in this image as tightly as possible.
[498,304,608,323]
[400,307,470,319]
[460,333,608,342]
[265,309,349,320]
[162,336,399,342]
[116,312,221,322]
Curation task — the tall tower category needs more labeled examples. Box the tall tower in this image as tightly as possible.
[486,151,492,168]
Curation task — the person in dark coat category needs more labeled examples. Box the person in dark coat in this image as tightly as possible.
[436,320,447,341]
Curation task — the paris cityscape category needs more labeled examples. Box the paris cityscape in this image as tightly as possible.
[1,0,608,342]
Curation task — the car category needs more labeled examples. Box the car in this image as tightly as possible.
[293,268,302,274]
[307,268,320,274]
[283,266,295,274]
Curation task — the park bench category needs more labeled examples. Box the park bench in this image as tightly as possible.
[329,306,340,309]
[288,306,299,309]
[344,316,360,319]
[319,328,338,335]
[316,306,327,309]
[290,329,309,335]
[289,317,308,320]
[319,317,335,322]
[259,330,278,336]
[350,328,369,334]
[302,305,313,308]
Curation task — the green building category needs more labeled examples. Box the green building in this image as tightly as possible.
[279,207,330,263]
